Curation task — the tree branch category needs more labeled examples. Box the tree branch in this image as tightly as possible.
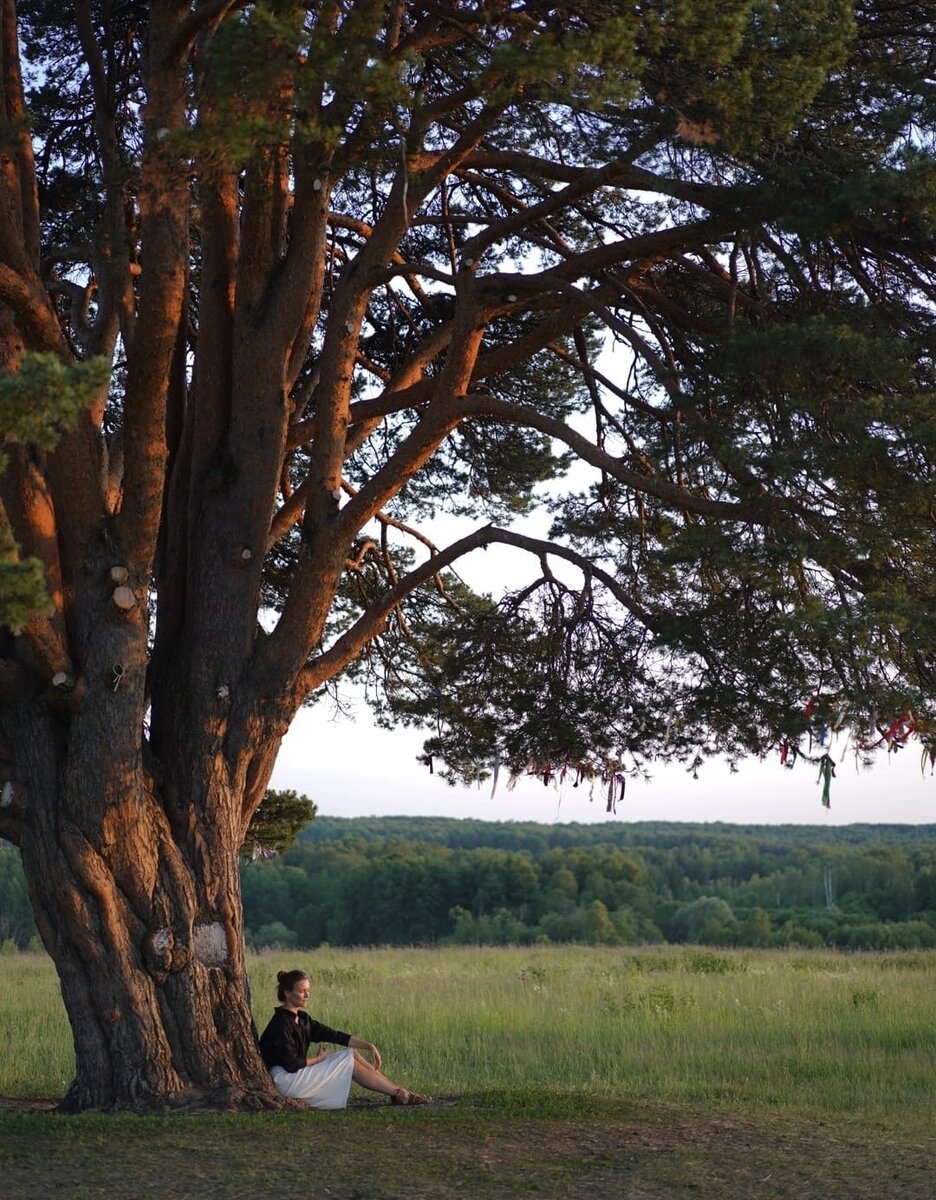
[0,0,40,268]
[118,13,191,578]
[0,264,70,356]
[74,0,136,364]
[461,150,728,209]
[300,524,656,693]
[167,0,246,65]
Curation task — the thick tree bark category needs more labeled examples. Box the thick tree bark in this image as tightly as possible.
[10,686,284,1112]
[0,0,314,1108]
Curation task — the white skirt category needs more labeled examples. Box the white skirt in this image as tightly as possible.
[271,1048,355,1110]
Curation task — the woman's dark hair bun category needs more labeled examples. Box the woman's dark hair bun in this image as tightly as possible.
[276,968,309,1001]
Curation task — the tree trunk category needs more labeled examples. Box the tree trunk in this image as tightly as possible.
[10,690,283,1113]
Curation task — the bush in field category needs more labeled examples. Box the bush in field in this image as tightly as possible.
[774,922,825,948]
[670,897,739,945]
[447,906,532,946]
[739,907,773,946]
[247,921,299,951]
[842,920,936,950]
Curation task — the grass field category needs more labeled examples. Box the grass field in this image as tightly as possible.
[1,945,934,1198]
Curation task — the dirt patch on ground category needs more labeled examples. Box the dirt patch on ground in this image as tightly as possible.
[0,1096,58,1111]
[2,1095,933,1199]
[0,1093,459,1113]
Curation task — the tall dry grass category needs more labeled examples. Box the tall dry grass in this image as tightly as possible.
[2,944,933,1124]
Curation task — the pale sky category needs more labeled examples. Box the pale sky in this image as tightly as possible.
[271,696,936,827]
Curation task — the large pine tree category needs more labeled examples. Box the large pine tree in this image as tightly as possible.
[0,0,933,1110]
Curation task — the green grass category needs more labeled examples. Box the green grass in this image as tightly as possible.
[1,946,934,1199]
[3,944,934,1123]
[252,944,936,1124]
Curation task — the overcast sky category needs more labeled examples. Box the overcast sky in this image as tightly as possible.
[270,696,935,827]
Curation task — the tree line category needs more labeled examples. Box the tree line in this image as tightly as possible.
[241,817,936,951]
[5,816,934,953]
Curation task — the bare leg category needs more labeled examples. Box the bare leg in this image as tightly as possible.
[350,1051,400,1097]
[350,1051,430,1104]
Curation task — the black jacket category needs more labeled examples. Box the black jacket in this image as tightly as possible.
[258,1007,351,1073]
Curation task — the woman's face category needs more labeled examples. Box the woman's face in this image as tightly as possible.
[285,977,311,1009]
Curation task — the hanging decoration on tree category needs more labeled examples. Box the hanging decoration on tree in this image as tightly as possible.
[606,774,626,814]
[816,754,836,808]
[777,691,934,807]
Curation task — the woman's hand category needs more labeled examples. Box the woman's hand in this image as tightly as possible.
[360,1041,382,1070]
[306,1045,329,1067]
[350,1036,381,1071]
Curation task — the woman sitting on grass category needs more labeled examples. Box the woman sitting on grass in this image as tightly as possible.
[259,968,431,1109]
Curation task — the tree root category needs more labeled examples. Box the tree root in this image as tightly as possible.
[53,1083,303,1116]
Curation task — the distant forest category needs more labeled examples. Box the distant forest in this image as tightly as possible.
[3,818,936,952]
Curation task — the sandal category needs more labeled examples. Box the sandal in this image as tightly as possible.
[391,1088,432,1106]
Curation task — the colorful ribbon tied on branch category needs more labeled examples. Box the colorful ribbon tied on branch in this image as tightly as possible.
[816,754,836,808]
